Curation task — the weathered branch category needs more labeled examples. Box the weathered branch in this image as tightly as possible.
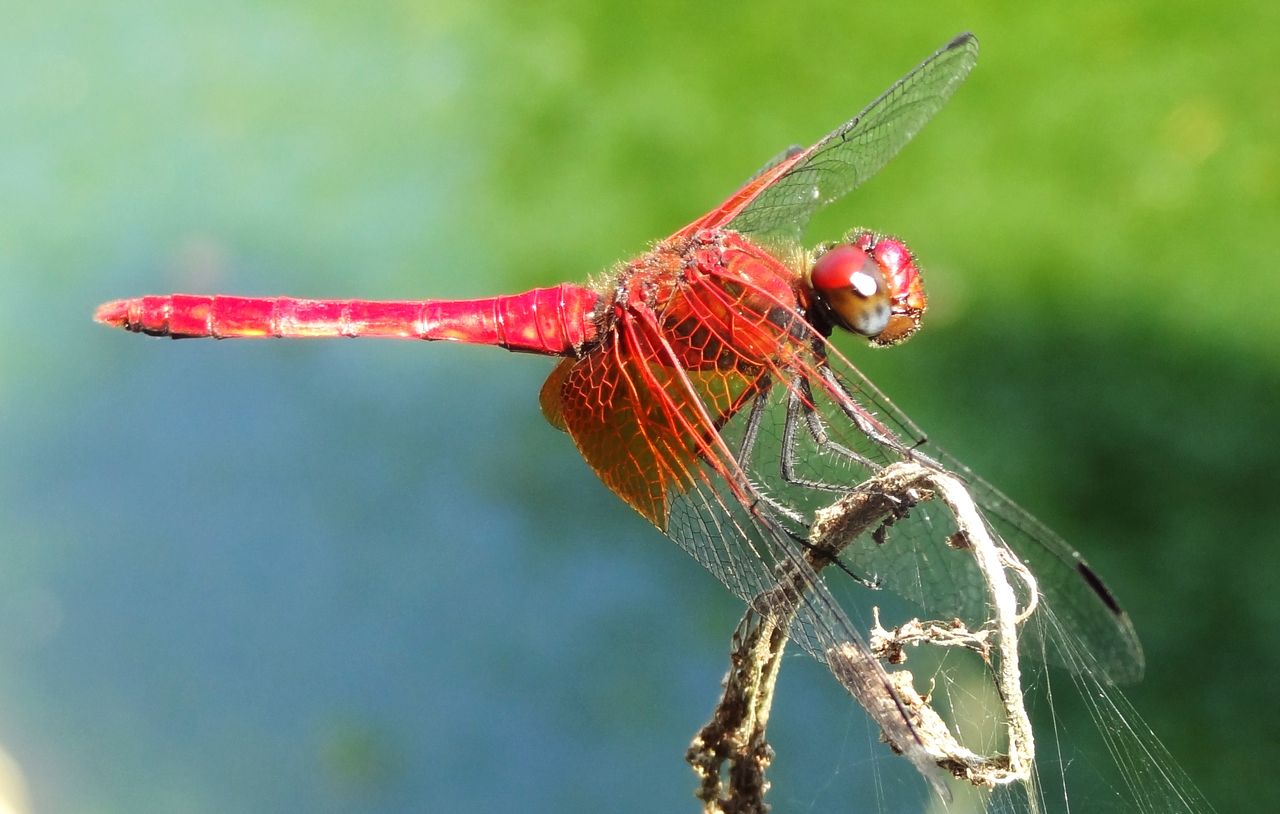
[687,462,1039,812]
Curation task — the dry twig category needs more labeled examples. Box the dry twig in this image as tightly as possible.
[687,462,1039,812]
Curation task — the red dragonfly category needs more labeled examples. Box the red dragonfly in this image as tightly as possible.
[95,33,1141,790]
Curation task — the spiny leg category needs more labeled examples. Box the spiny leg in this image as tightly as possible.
[731,375,809,526]
[779,375,882,493]
[778,366,962,587]
[817,363,933,459]
[727,376,874,587]
[731,374,772,464]
[746,373,878,589]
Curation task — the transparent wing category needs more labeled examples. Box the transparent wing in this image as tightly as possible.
[544,294,950,792]
[670,29,1141,683]
[632,242,1144,683]
[734,336,1146,684]
[930,445,1146,681]
[814,358,1145,684]
[701,293,1208,809]
[703,33,978,243]
[545,233,1198,805]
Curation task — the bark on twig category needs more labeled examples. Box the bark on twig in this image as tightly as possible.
[686,611,785,814]
[686,462,1039,812]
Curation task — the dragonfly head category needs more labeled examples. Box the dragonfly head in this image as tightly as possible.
[808,231,926,346]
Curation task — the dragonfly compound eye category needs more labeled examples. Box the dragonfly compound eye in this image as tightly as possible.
[809,244,893,339]
[844,233,927,346]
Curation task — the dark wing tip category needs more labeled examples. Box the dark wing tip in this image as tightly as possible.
[1075,560,1146,683]
[1075,561,1124,617]
[947,31,979,51]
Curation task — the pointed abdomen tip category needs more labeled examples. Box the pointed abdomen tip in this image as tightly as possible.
[94,298,132,327]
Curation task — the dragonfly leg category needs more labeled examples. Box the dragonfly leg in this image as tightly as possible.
[710,367,880,591]
[733,376,810,527]
[731,377,875,587]
[730,374,772,463]
[732,377,876,589]
[778,376,878,492]
[817,364,934,460]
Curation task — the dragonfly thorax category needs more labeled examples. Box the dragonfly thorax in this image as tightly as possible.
[807,232,926,347]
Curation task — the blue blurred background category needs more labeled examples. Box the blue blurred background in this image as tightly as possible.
[1,1,1277,812]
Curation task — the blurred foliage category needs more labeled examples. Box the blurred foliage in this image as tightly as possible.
[0,1,1276,812]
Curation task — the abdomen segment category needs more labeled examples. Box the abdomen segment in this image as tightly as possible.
[94,285,602,356]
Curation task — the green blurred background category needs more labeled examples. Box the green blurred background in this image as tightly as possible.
[1,1,1276,811]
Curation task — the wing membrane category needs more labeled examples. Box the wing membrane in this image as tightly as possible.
[783,340,1146,686]
[733,32,978,240]
[541,290,950,791]
[677,33,979,243]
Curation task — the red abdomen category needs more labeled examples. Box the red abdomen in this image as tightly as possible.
[94,284,603,357]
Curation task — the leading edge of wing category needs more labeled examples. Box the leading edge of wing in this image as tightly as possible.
[679,33,979,243]
[807,335,1146,683]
